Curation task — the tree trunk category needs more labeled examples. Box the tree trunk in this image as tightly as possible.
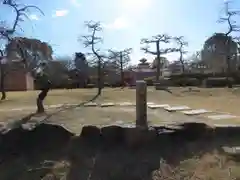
[36,87,49,113]
[97,60,102,96]
[36,80,51,113]
[181,65,185,73]
[226,55,232,88]
[1,89,6,100]
[0,64,6,100]
[179,53,185,73]
[226,39,232,88]
[156,41,160,82]
[120,52,124,88]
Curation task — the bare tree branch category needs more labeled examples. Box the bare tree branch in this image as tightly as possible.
[79,21,105,95]
[140,33,176,81]
[0,0,45,101]
[173,36,188,72]
[1,0,44,38]
[140,47,157,55]
[217,1,240,88]
[108,48,132,87]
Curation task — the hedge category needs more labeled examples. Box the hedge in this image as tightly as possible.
[201,77,234,88]
[169,77,201,86]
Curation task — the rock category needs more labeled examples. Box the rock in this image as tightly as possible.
[101,125,124,144]
[179,123,210,141]
[27,123,74,150]
[80,125,101,142]
[213,126,240,138]
[0,127,27,155]
[0,123,74,157]
[124,127,157,148]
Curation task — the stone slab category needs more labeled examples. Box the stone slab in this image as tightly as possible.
[148,104,170,109]
[212,124,240,127]
[147,102,155,105]
[164,106,191,112]
[117,102,135,106]
[222,146,240,155]
[84,102,98,107]
[100,102,115,107]
[48,104,63,108]
[207,114,238,120]
[11,108,24,111]
[181,109,211,115]
[114,120,125,125]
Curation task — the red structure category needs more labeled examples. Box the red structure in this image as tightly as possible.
[3,62,34,91]
[5,70,34,91]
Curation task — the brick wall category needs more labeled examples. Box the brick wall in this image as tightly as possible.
[4,69,34,91]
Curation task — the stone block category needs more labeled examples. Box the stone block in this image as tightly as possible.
[124,127,157,148]
[101,125,124,144]
[80,125,101,141]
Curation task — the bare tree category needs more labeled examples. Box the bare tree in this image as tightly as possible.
[79,21,106,96]
[56,56,75,71]
[108,48,132,87]
[218,0,240,87]
[173,36,188,73]
[140,34,176,81]
[0,0,44,100]
[7,37,53,113]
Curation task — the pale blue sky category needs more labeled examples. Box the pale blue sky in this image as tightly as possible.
[1,0,240,64]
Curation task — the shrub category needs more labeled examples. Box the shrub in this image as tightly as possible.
[202,77,234,87]
[86,84,95,88]
[104,83,111,87]
[171,78,201,86]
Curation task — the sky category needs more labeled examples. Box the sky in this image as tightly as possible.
[1,0,240,64]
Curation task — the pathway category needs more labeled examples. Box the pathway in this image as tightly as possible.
[0,101,239,134]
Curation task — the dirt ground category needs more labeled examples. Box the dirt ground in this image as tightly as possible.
[0,87,240,127]
[1,87,240,113]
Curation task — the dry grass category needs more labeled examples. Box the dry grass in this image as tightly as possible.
[0,88,240,114]
[34,152,240,180]
[1,87,240,125]
[152,153,240,180]
[1,87,240,114]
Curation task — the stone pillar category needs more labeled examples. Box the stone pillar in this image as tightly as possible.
[136,80,148,129]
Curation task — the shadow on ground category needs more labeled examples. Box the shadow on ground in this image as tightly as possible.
[0,121,240,179]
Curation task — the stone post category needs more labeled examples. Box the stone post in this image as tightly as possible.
[136,80,148,129]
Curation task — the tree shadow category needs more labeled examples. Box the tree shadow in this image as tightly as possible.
[0,122,240,179]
